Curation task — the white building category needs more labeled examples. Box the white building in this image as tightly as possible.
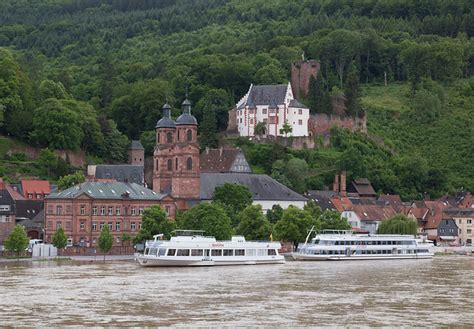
[235,82,310,137]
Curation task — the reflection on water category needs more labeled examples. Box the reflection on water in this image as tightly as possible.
[0,257,472,326]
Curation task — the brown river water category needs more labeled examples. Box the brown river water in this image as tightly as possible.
[0,256,472,327]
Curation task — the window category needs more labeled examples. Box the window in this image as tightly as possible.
[92,222,97,231]
[47,205,53,214]
[165,206,170,215]
[175,158,178,170]
[240,118,242,123]
[268,249,277,256]
[459,219,462,224]
[262,118,267,123]
[167,159,172,171]
[246,249,256,256]
[269,116,277,124]
[250,118,254,125]
[56,206,62,215]
[100,207,105,215]
[100,221,105,229]
[116,222,121,231]
[139,207,144,215]
[166,132,173,143]
[28,193,33,199]
[158,249,166,256]
[80,206,85,215]
[80,222,85,230]
[56,221,62,229]
[108,222,113,230]
[257,249,266,256]
[66,205,72,214]
[92,206,97,215]
[177,249,190,256]
[157,133,160,143]
[191,249,203,256]
[131,208,136,216]
[235,249,245,256]
[48,221,53,228]
[167,249,176,256]
[131,222,136,231]
[108,207,113,215]
[116,207,121,216]
[468,219,472,224]
[467,229,472,234]
[298,119,302,125]
[187,129,192,141]
[249,109,254,114]
[298,109,302,115]
[262,108,267,114]
[223,249,233,256]
[187,157,192,170]
[440,228,445,233]
[211,249,222,256]
[36,194,42,199]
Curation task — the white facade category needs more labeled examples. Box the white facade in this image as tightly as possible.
[235,82,310,137]
[256,200,307,213]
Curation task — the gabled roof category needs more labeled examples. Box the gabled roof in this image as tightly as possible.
[6,185,25,200]
[15,200,43,220]
[288,99,308,108]
[95,165,144,185]
[378,194,403,204]
[200,148,251,173]
[348,178,376,197]
[47,181,165,200]
[200,173,307,202]
[306,190,337,211]
[349,204,398,222]
[21,180,50,197]
[239,84,289,109]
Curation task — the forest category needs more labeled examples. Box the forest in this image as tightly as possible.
[0,0,473,199]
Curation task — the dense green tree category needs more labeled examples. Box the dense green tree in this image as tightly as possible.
[285,158,309,193]
[307,74,331,114]
[199,106,218,149]
[57,171,85,190]
[98,224,113,261]
[320,210,351,231]
[236,204,271,241]
[179,203,232,240]
[38,79,67,101]
[213,183,253,222]
[266,204,283,224]
[51,227,68,250]
[344,67,362,116]
[254,121,266,137]
[377,215,417,235]
[279,121,292,137]
[0,48,24,134]
[133,205,175,244]
[4,224,29,258]
[274,206,319,245]
[304,200,322,220]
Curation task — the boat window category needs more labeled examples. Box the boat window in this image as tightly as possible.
[235,249,245,256]
[177,249,190,256]
[191,249,203,256]
[223,249,233,256]
[245,249,255,256]
[257,249,266,256]
[211,249,222,256]
[149,248,158,256]
[167,249,176,256]
[268,249,277,256]
[313,239,319,245]
[158,248,166,256]
[335,241,340,245]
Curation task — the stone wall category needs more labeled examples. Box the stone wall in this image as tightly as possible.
[291,60,320,99]
[253,135,315,150]
[308,112,367,136]
[7,145,86,168]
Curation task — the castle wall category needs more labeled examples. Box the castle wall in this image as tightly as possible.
[291,60,320,99]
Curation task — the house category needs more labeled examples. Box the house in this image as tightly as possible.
[341,204,398,234]
[347,178,377,198]
[305,190,337,211]
[16,200,44,239]
[444,208,474,246]
[0,178,18,249]
[21,179,51,200]
[200,147,251,173]
[44,181,176,247]
[200,173,307,212]
[233,82,310,137]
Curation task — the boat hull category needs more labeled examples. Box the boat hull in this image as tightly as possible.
[289,253,433,261]
[136,255,285,267]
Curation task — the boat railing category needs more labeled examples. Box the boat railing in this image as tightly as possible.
[172,229,205,237]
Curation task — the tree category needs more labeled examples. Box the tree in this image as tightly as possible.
[30,98,83,150]
[307,74,331,114]
[236,205,271,240]
[38,80,67,101]
[285,158,309,193]
[254,121,266,137]
[133,205,175,244]
[266,204,283,224]
[4,225,29,258]
[304,200,322,219]
[199,106,218,149]
[213,183,252,224]
[57,171,85,190]
[51,227,68,250]
[273,206,320,246]
[279,120,292,137]
[377,214,417,235]
[179,203,232,240]
[344,66,362,116]
[98,225,113,261]
[320,210,351,230]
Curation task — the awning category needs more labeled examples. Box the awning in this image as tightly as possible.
[439,236,456,240]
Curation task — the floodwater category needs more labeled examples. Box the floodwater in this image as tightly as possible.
[0,256,472,327]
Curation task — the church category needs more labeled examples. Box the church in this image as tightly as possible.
[152,97,307,213]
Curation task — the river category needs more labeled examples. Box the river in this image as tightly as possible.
[0,256,472,327]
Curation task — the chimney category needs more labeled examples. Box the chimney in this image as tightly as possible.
[340,171,347,197]
[333,174,339,193]
[205,147,209,155]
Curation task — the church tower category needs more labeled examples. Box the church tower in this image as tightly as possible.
[171,97,200,201]
[153,103,176,194]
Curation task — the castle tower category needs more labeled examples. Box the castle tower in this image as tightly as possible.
[291,59,320,99]
[128,140,144,165]
[153,103,176,194]
[171,97,200,201]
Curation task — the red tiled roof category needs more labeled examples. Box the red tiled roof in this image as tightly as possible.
[21,180,51,196]
[349,204,398,222]
[6,185,25,200]
[378,194,402,203]
[415,200,450,229]
[199,148,240,173]
[330,196,353,212]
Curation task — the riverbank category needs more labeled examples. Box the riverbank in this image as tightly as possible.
[0,254,135,264]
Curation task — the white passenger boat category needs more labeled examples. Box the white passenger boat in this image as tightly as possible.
[290,230,434,261]
[136,230,285,267]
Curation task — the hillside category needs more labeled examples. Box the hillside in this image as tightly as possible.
[0,0,473,197]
